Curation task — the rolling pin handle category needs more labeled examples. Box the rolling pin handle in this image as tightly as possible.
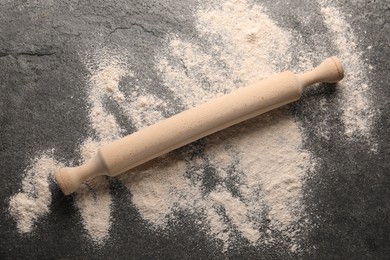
[297,56,344,89]
[55,154,108,195]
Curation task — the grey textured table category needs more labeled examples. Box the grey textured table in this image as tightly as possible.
[1,0,389,259]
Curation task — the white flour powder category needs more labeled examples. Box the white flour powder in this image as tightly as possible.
[9,153,62,233]
[319,1,375,140]
[75,50,170,243]
[131,0,310,251]
[74,52,127,244]
[8,0,375,254]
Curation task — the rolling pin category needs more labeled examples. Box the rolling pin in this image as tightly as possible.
[55,56,344,195]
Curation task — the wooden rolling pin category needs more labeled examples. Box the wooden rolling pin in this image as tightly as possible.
[55,57,344,195]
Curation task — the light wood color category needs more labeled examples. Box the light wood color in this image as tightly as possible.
[55,57,344,195]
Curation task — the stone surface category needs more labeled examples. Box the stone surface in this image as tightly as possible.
[0,0,389,259]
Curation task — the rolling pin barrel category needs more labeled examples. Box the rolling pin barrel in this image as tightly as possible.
[55,57,344,195]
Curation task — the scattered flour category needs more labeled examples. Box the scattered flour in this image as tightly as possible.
[196,0,291,82]
[123,0,310,251]
[9,153,62,233]
[8,0,375,254]
[74,138,112,244]
[74,49,169,244]
[74,52,128,244]
[319,1,375,139]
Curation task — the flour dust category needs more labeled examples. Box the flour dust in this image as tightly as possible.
[8,0,375,254]
[9,153,62,233]
[137,0,311,251]
[318,0,375,141]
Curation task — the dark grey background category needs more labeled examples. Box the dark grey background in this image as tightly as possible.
[0,0,389,259]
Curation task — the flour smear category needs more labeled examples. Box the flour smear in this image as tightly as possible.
[137,0,311,251]
[318,0,375,140]
[8,0,375,254]
[9,152,62,233]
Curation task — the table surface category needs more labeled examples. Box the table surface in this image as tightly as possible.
[1,0,389,259]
